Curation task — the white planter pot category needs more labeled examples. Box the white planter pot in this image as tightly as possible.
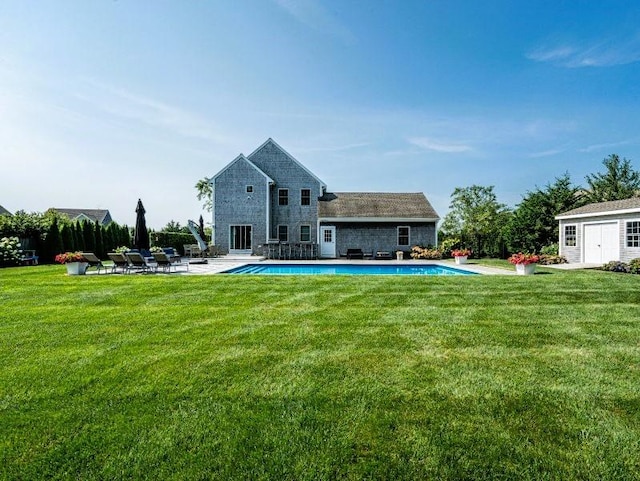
[454,256,468,265]
[515,263,536,275]
[396,252,403,261]
[66,262,88,275]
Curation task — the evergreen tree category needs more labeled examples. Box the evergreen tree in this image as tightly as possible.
[94,220,105,258]
[504,173,586,253]
[586,154,640,202]
[60,224,75,252]
[82,221,95,253]
[41,217,64,264]
[74,222,85,251]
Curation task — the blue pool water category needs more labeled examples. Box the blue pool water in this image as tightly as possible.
[224,263,476,276]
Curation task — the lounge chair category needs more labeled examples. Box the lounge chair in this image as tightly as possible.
[107,252,129,273]
[81,252,107,274]
[346,248,364,260]
[374,251,393,260]
[152,252,189,273]
[125,252,154,274]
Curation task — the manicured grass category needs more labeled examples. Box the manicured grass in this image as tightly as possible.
[1,265,639,480]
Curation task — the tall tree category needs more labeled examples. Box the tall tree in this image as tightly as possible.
[94,220,105,258]
[585,154,640,202]
[195,178,213,212]
[505,173,586,253]
[440,185,511,257]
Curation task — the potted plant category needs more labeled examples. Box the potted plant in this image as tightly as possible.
[55,251,88,275]
[451,248,471,265]
[508,252,540,275]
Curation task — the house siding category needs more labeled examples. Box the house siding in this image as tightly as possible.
[249,141,322,243]
[213,159,268,253]
[559,213,640,263]
[328,222,437,256]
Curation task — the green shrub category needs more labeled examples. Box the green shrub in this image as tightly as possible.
[0,236,22,267]
[538,254,567,265]
[601,261,629,273]
[628,258,640,274]
[410,245,443,259]
[540,243,559,256]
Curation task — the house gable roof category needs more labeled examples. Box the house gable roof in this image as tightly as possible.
[0,205,11,216]
[211,154,274,184]
[318,192,440,222]
[52,208,111,224]
[247,138,327,190]
[556,197,640,220]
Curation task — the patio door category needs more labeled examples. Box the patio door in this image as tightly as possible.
[230,225,252,254]
[320,226,336,258]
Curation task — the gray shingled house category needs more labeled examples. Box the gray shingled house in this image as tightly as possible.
[50,208,113,225]
[0,205,12,216]
[556,197,640,263]
[210,139,439,257]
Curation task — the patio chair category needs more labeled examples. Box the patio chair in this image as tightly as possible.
[81,252,108,274]
[125,251,154,274]
[107,252,129,273]
[152,251,189,273]
[346,248,364,260]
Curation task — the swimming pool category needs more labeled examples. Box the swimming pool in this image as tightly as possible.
[223,263,476,276]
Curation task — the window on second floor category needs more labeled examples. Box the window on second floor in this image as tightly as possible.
[301,189,311,206]
[564,225,577,247]
[246,185,253,193]
[278,189,289,206]
[278,225,288,242]
[397,226,410,246]
[627,221,640,247]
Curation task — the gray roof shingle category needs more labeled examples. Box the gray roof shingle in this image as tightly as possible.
[318,192,439,220]
[0,205,11,216]
[52,208,112,224]
[557,197,640,218]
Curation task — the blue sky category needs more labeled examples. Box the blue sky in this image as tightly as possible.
[2,1,640,228]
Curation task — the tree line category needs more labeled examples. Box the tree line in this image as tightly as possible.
[440,154,640,257]
[0,210,131,264]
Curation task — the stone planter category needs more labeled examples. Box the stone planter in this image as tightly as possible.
[515,263,536,275]
[454,255,468,265]
[396,251,403,261]
[65,262,88,275]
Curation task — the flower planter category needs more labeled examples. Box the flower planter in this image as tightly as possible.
[454,255,468,265]
[515,263,536,275]
[65,261,88,275]
[396,251,403,261]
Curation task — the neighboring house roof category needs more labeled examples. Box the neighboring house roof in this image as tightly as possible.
[247,138,327,191]
[52,208,112,224]
[556,197,640,220]
[211,154,274,184]
[0,205,11,216]
[318,192,440,222]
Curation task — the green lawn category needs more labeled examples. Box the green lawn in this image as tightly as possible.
[1,264,639,480]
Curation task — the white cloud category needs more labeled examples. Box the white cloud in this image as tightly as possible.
[528,34,640,67]
[272,0,355,44]
[579,140,634,153]
[408,137,472,153]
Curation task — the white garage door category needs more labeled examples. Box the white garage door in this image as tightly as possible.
[584,222,619,264]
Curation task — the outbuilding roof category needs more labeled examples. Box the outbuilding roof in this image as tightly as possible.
[556,197,640,219]
[0,205,11,216]
[318,192,439,221]
[52,208,112,224]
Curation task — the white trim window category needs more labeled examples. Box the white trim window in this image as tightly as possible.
[564,225,577,247]
[278,225,288,242]
[300,225,311,242]
[397,226,410,246]
[278,189,289,206]
[301,189,311,206]
[626,220,640,247]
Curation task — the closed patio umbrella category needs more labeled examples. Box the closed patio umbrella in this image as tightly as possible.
[133,199,150,250]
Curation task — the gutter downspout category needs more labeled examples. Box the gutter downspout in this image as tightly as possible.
[208,177,215,246]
